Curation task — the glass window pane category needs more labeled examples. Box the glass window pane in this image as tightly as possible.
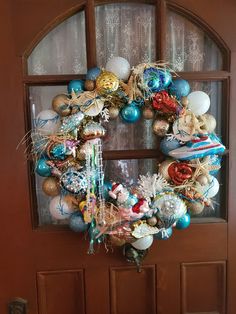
[166,10,223,71]
[28,11,87,75]
[95,3,156,67]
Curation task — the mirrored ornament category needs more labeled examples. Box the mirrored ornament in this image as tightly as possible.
[176,213,191,229]
[36,158,52,177]
[52,94,71,116]
[131,235,154,250]
[35,110,61,135]
[105,56,131,81]
[49,195,75,220]
[152,193,187,228]
[59,111,84,133]
[154,227,173,240]
[81,121,106,140]
[42,177,60,196]
[168,79,190,100]
[153,119,169,136]
[96,71,119,94]
[60,169,87,194]
[69,212,88,232]
[67,80,85,94]
[120,102,141,123]
[86,67,101,81]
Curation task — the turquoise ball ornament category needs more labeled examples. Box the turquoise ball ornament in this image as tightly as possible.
[160,137,181,155]
[69,212,88,232]
[154,227,173,240]
[86,67,101,81]
[169,79,190,100]
[159,70,172,88]
[103,181,112,200]
[120,102,141,123]
[51,143,67,160]
[67,80,85,94]
[36,158,51,177]
[176,213,191,229]
[143,67,161,93]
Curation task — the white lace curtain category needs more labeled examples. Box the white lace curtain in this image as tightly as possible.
[27,3,223,224]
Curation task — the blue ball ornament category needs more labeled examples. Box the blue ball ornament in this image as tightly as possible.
[120,102,141,123]
[67,80,85,94]
[103,181,112,200]
[169,79,190,100]
[143,67,161,93]
[160,137,182,155]
[86,67,101,81]
[154,227,173,240]
[176,213,191,230]
[159,70,172,88]
[50,143,67,160]
[69,212,88,232]
[36,158,51,177]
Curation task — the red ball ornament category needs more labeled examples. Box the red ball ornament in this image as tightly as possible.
[152,91,180,114]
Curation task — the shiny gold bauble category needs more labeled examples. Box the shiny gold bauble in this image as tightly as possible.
[196,174,209,186]
[188,202,204,215]
[181,96,189,107]
[52,94,71,116]
[96,71,119,94]
[109,107,120,119]
[109,235,126,246]
[85,79,95,91]
[142,107,154,120]
[81,121,106,140]
[147,216,158,226]
[153,119,170,136]
[158,159,174,180]
[42,177,60,196]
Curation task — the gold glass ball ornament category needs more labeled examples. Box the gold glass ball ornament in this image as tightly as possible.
[85,79,95,91]
[52,94,71,116]
[153,119,170,136]
[96,71,119,94]
[42,177,60,196]
[142,107,155,120]
[181,96,189,107]
[109,106,120,119]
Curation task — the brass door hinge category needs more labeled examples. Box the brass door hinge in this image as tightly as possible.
[8,298,27,314]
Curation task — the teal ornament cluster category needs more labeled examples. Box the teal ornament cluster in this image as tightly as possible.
[143,68,172,93]
[120,102,141,123]
[50,143,67,160]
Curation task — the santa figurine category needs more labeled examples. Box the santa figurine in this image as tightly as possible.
[109,182,130,204]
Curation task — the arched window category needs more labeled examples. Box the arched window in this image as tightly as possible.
[25,1,229,226]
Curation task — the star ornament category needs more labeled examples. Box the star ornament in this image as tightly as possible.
[188,156,221,180]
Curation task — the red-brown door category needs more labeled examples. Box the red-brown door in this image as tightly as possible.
[1,0,236,313]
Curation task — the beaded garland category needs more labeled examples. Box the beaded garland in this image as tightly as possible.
[28,58,225,269]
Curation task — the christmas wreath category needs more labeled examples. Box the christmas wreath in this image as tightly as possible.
[28,57,225,270]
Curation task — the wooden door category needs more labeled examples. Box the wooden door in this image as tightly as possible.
[1,0,236,313]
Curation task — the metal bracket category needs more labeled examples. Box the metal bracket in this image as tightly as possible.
[8,298,27,314]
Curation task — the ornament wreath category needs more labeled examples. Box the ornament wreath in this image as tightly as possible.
[29,57,225,269]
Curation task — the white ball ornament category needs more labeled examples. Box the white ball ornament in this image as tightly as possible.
[131,235,154,250]
[105,56,131,81]
[49,196,74,220]
[203,176,220,198]
[187,91,210,116]
[35,109,61,135]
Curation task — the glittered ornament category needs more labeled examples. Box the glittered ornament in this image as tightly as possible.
[52,94,71,116]
[59,111,84,133]
[120,102,141,123]
[85,80,95,91]
[152,119,169,136]
[152,193,187,228]
[50,143,67,160]
[96,71,119,94]
[81,121,106,140]
[176,213,191,229]
[69,212,88,232]
[142,107,154,120]
[36,158,52,177]
[60,169,87,194]
[67,80,85,94]
[143,67,161,93]
[154,227,173,240]
[86,67,101,81]
[49,195,75,220]
[188,202,204,215]
[109,107,120,119]
[42,177,60,196]
[35,110,61,135]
